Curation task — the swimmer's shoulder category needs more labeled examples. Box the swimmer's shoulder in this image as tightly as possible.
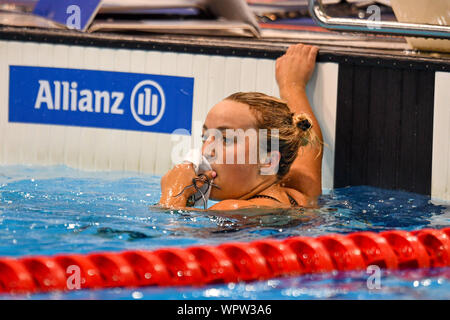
[209,197,286,211]
[208,188,318,211]
[209,199,256,210]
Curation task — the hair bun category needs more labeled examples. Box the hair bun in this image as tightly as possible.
[292,114,312,132]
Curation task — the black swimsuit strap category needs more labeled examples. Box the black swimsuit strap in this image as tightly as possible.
[249,194,299,207]
[249,194,282,203]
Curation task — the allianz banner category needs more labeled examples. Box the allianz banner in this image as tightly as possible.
[9,66,194,135]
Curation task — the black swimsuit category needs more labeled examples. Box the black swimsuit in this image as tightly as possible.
[249,194,299,207]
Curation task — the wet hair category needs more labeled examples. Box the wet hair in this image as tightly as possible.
[225,92,319,179]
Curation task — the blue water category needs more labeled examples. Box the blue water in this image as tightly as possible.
[0,165,450,300]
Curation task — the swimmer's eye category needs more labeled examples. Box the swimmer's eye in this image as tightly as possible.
[201,134,236,145]
[223,135,236,146]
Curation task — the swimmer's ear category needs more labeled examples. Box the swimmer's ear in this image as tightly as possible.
[259,151,280,176]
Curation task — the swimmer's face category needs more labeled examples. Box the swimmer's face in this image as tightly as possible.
[202,100,270,200]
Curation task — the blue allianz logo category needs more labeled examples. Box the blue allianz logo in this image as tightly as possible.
[131,80,165,126]
[9,66,194,135]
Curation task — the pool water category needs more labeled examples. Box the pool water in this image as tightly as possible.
[0,165,450,299]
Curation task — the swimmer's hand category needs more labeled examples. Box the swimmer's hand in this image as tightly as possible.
[276,43,318,97]
[159,163,216,209]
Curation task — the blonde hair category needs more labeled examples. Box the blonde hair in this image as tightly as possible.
[225,92,317,179]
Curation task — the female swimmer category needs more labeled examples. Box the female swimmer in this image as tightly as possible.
[159,43,323,210]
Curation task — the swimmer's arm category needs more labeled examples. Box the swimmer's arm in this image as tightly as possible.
[208,198,282,210]
[280,87,323,198]
[276,44,323,199]
[155,201,255,211]
[156,198,281,211]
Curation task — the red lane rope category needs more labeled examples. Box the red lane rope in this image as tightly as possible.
[1,227,450,294]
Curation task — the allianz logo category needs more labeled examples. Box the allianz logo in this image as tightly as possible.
[33,79,166,126]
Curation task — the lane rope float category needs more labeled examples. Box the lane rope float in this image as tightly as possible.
[1,227,450,294]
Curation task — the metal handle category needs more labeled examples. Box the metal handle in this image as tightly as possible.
[308,0,450,39]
